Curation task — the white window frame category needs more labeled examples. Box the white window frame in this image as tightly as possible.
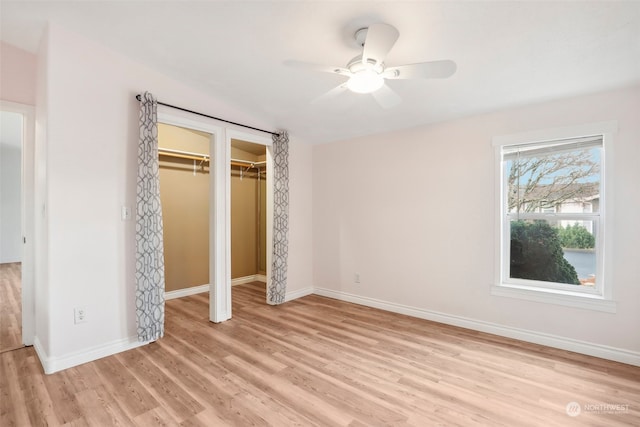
[492,121,617,313]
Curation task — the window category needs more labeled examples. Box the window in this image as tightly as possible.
[492,122,617,312]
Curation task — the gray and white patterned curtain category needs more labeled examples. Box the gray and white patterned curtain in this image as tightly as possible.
[135,92,165,341]
[268,131,290,305]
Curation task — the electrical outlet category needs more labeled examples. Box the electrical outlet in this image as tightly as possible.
[74,307,87,324]
[355,273,361,283]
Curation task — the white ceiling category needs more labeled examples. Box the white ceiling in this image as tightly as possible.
[2,1,639,144]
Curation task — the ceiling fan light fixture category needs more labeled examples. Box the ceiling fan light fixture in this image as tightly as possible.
[346,69,385,94]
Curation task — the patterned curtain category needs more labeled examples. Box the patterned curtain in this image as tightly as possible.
[135,92,165,341]
[268,131,290,305]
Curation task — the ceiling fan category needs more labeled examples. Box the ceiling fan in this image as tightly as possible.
[286,23,457,108]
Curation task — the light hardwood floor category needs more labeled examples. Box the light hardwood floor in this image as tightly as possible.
[2,281,639,426]
[0,262,22,353]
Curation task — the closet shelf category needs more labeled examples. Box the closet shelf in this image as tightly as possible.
[159,147,209,162]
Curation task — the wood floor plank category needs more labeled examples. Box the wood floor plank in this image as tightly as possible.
[2,281,640,426]
[6,349,58,426]
[219,353,355,426]
[90,354,160,419]
[73,385,134,427]
[1,350,32,426]
[115,349,204,423]
[178,407,235,427]
[0,262,23,353]
[133,406,180,427]
[276,357,409,425]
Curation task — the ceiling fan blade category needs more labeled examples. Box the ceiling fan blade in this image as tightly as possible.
[284,60,350,76]
[384,60,457,80]
[311,83,349,104]
[372,84,402,109]
[362,23,399,65]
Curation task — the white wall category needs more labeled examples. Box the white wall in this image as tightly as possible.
[313,85,640,363]
[0,111,23,263]
[0,41,37,106]
[34,30,51,355]
[285,131,314,300]
[35,24,313,372]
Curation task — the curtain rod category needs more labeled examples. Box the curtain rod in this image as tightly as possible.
[135,94,278,136]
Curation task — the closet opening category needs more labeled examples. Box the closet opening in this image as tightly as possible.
[230,139,268,297]
[158,123,212,302]
[156,113,273,324]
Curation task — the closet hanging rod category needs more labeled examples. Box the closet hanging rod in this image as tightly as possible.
[135,94,278,136]
[230,158,266,168]
[158,149,266,170]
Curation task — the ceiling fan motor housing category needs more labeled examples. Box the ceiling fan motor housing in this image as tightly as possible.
[347,55,383,74]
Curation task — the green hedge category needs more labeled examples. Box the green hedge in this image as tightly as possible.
[510,220,580,285]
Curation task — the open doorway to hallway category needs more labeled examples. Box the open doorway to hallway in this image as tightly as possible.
[0,108,29,353]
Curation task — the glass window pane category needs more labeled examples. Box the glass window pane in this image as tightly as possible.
[510,219,597,286]
[505,146,601,214]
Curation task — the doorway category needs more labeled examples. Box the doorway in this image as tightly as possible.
[230,139,268,289]
[225,130,273,320]
[0,101,35,352]
[158,123,211,299]
[157,111,272,323]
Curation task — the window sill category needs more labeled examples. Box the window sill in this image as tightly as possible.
[491,284,617,313]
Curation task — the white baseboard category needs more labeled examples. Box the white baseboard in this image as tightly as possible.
[313,288,640,367]
[165,284,210,300]
[285,286,314,302]
[37,286,636,375]
[33,335,150,374]
[232,275,267,286]
[165,278,308,303]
